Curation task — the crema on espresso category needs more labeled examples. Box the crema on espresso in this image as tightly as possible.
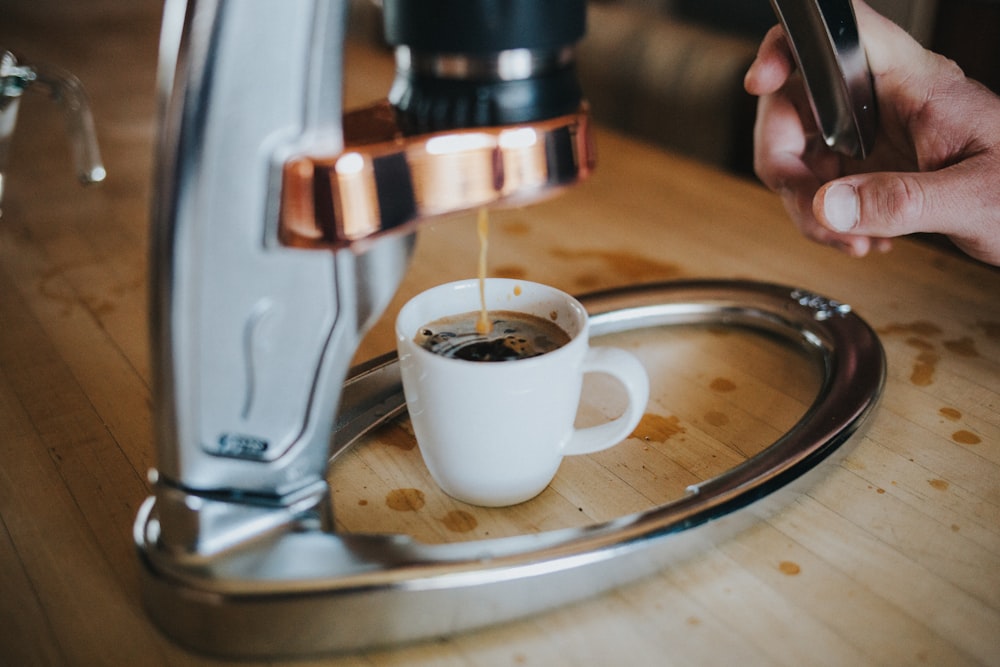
[415,310,570,362]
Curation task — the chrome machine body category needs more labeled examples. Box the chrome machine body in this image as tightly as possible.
[142,0,591,557]
[137,0,595,656]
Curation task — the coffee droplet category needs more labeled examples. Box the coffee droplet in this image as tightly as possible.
[386,488,425,511]
[944,336,979,358]
[704,410,729,427]
[501,219,530,236]
[441,510,478,533]
[952,430,981,445]
[709,377,736,392]
[382,422,417,450]
[549,247,683,283]
[910,351,939,386]
[879,321,943,337]
[938,407,961,421]
[978,320,1000,340]
[905,337,934,351]
[778,560,801,576]
[496,265,527,279]
[631,413,685,442]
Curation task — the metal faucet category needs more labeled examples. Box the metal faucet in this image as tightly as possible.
[0,50,105,214]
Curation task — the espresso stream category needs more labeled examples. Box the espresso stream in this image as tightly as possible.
[476,207,490,335]
[415,209,570,362]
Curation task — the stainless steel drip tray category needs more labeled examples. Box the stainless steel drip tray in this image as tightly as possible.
[136,279,885,658]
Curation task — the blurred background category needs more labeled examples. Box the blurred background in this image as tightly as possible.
[350,0,999,177]
[3,0,999,180]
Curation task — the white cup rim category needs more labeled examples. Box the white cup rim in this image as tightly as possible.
[396,278,588,367]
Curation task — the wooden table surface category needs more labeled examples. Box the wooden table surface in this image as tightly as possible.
[2,3,998,666]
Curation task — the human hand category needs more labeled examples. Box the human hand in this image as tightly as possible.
[745,0,1000,265]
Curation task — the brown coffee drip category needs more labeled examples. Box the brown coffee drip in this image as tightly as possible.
[476,208,490,335]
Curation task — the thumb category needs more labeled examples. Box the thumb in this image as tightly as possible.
[815,162,1000,251]
[815,175,922,238]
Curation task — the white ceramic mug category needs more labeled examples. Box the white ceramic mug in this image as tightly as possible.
[395,278,649,507]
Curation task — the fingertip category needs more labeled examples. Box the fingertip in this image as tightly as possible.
[832,236,871,258]
[827,240,855,256]
[874,238,894,254]
[849,238,873,258]
[746,25,794,95]
[820,229,893,259]
[744,53,776,94]
[820,182,860,233]
[743,59,760,94]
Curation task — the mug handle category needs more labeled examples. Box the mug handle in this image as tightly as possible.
[563,346,649,456]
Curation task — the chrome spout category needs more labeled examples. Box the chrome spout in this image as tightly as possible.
[0,49,105,213]
[278,100,593,250]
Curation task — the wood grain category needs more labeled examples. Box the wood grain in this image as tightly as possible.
[1,3,997,665]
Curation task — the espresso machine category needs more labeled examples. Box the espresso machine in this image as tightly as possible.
[135,0,596,655]
[129,0,884,658]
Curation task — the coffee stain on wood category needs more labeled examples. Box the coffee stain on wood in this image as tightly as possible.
[952,430,982,445]
[631,413,686,443]
[494,264,528,280]
[878,321,989,387]
[550,247,682,285]
[943,337,979,358]
[704,410,730,427]
[709,377,737,393]
[976,320,1000,341]
[778,561,801,576]
[386,488,426,511]
[939,407,962,421]
[905,337,935,351]
[381,422,417,451]
[878,321,943,337]
[441,510,478,533]
[499,218,531,236]
[911,351,939,386]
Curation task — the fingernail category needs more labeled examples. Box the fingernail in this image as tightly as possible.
[824,183,859,232]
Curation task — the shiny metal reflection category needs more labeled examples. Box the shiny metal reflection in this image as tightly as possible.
[278,102,594,250]
[136,279,885,658]
[770,0,878,159]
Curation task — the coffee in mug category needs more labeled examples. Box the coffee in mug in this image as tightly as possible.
[396,278,649,507]
[415,310,571,362]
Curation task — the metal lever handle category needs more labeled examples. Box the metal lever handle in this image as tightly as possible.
[770,0,878,159]
[0,50,106,210]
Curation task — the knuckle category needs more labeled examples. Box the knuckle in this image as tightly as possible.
[869,175,924,231]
